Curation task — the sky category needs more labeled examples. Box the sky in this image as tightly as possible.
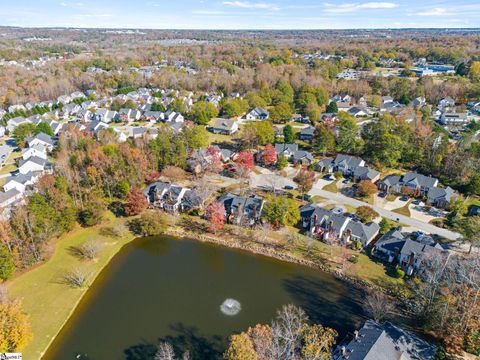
[0,0,479,29]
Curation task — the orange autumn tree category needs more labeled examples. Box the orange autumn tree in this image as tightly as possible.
[124,187,148,216]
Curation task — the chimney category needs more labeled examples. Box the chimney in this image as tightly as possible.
[354,330,359,340]
[341,346,347,356]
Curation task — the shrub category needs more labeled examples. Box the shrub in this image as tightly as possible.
[348,255,359,263]
[395,267,405,279]
[78,239,103,260]
[62,268,90,288]
[0,245,15,281]
[129,211,168,236]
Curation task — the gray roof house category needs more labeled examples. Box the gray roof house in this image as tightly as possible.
[210,118,239,135]
[27,133,55,151]
[353,166,380,183]
[333,320,437,360]
[378,172,438,196]
[144,181,200,213]
[218,193,264,226]
[298,126,316,141]
[427,186,454,209]
[374,228,446,275]
[245,107,269,120]
[275,143,314,165]
[300,204,379,246]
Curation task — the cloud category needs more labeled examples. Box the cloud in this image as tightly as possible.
[416,7,449,16]
[324,2,398,13]
[222,1,280,11]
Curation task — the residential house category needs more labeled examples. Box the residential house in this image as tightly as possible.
[164,110,184,123]
[300,204,379,246]
[144,181,201,213]
[348,106,369,117]
[353,166,380,183]
[438,112,468,125]
[331,94,352,104]
[6,117,30,132]
[245,107,269,121]
[95,109,118,123]
[373,228,446,276]
[18,156,47,175]
[218,193,264,226]
[87,120,109,135]
[378,172,438,196]
[3,171,40,193]
[298,126,315,141]
[21,144,47,160]
[438,97,455,109]
[27,133,54,152]
[426,186,454,209]
[143,111,164,122]
[0,189,23,209]
[468,205,480,216]
[211,118,239,135]
[62,103,81,118]
[411,97,426,108]
[274,143,314,165]
[333,320,437,360]
[119,108,141,122]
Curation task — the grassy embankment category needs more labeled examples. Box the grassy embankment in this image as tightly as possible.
[7,212,134,360]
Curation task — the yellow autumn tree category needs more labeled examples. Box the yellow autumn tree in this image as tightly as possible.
[224,332,258,360]
[0,300,32,352]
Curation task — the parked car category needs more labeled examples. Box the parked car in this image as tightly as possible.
[378,192,387,198]
[303,194,312,201]
[323,175,333,181]
[400,195,409,201]
[284,185,294,190]
[342,179,349,184]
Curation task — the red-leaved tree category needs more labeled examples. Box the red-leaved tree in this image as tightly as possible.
[205,201,226,233]
[124,187,148,216]
[261,144,277,166]
[235,151,255,177]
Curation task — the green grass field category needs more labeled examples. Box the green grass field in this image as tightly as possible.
[392,200,412,217]
[7,213,134,359]
[322,181,338,193]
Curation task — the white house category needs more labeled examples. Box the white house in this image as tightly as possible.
[246,107,269,121]
[164,110,184,123]
[95,109,118,123]
[3,172,40,193]
[18,156,47,174]
[27,133,54,152]
[6,117,30,132]
[21,144,47,160]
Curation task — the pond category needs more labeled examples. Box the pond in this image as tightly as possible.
[44,236,367,360]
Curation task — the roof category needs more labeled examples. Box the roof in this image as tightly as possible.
[334,154,364,169]
[292,150,314,163]
[402,172,438,189]
[300,204,350,235]
[249,107,269,117]
[380,175,402,187]
[427,186,454,203]
[0,189,21,205]
[213,118,237,131]
[19,156,46,168]
[300,126,316,136]
[274,143,298,154]
[219,193,264,218]
[345,221,379,243]
[354,166,380,181]
[333,320,437,360]
[27,132,54,146]
[375,229,445,258]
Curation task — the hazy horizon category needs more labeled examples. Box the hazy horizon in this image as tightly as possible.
[1,0,479,30]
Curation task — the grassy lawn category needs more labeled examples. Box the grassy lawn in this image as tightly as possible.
[344,204,357,214]
[310,195,327,203]
[322,181,338,193]
[386,194,397,202]
[392,200,413,217]
[7,213,134,359]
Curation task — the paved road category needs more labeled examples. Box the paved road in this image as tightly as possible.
[309,182,461,241]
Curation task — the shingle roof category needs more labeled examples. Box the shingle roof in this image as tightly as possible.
[333,320,437,360]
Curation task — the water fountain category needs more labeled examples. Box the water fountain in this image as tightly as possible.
[220,298,241,316]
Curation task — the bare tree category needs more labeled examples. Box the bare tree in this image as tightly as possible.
[78,239,103,260]
[62,268,91,288]
[154,342,176,360]
[271,304,308,360]
[363,291,395,322]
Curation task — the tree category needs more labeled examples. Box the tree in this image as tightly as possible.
[261,144,277,166]
[276,155,288,170]
[363,291,395,322]
[114,179,130,199]
[12,123,36,147]
[379,218,392,235]
[0,245,15,281]
[243,122,275,148]
[221,98,248,117]
[313,126,335,155]
[270,102,292,123]
[183,125,209,150]
[283,125,295,143]
[191,101,218,125]
[294,169,315,193]
[205,201,226,233]
[262,196,300,228]
[468,61,480,81]
[271,304,307,359]
[155,342,176,360]
[224,333,258,360]
[454,216,480,254]
[325,101,338,113]
[355,206,379,223]
[336,117,362,154]
[0,299,32,352]
[130,211,168,236]
[301,324,337,360]
[357,180,377,198]
[235,151,255,173]
[124,187,148,216]
[34,122,54,137]
[466,174,480,196]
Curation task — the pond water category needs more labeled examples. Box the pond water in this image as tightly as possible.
[44,236,367,360]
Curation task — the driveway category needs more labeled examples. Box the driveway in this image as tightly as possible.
[308,183,461,240]
[250,170,297,191]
